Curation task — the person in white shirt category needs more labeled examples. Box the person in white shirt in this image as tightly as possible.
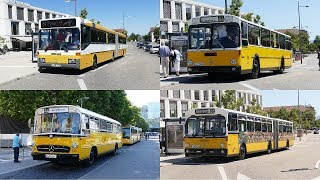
[171,47,182,76]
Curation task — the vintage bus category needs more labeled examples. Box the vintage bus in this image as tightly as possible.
[30,105,123,166]
[187,14,292,79]
[184,108,294,160]
[37,17,127,72]
[122,126,142,145]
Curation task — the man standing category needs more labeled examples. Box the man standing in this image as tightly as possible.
[317,51,320,70]
[159,42,171,78]
[12,133,21,163]
[171,47,183,76]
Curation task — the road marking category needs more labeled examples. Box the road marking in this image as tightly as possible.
[315,160,320,169]
[312,176,320,180]
[237,172,251,180]
[78,74,85,78]
[238,82,259,91]
[77,79,88,90]
[217,165,228,180]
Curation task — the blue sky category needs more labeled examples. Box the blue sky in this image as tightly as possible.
[261,91,320,117]
[198,0,318,40]
[22,0,159,35]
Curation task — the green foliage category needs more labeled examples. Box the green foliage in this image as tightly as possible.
[80,8,88,19]
[315,120,320,128]
[143,34,151,42]
[245,98,265,115]
[229,0,243,17]
[153,27,160,41]
[216,90,244,111]
[184,22,189,33]
[313,35,320,51]
[0,91,149,131]
[128,33,141,42]
[284,31,309,52]
[241,13,265,26]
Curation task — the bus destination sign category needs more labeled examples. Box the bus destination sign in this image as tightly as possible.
[41,19,77,29]
[43,107,69,113]
[200,16,225,24]
[195,109,215,114]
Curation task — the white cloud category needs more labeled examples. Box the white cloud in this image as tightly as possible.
[125,90,160,107]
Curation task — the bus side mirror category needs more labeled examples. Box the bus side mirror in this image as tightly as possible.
[242,39,249,47]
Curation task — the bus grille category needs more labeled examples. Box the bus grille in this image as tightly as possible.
[37,145,70,153]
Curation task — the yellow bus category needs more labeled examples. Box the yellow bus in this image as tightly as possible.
[187,14,292,79]
[30,105,123,166]
[38,17,127,72]
[184,108,294,160]
[122,126,142,145]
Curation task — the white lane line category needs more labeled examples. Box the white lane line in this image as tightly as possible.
[217,165,228,180]
[77,79,88,90]
[127,53,134,55]
[238,82,259,91]
[78,74,85,78]
[237,172,251,180]
[315,160,320,169]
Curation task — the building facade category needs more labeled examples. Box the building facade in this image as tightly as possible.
[0,0,70,50]
[160,0,224,34]
[160,90,263,119]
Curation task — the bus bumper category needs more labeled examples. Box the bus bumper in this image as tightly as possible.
[185,149,228,157]
[38,60,81,70]
[32,153,79,163]
[188,66,241,74]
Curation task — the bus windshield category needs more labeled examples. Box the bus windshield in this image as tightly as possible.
[189,24,240,49]
[186,116,226,137]
[39,28,80,51]
[34,112,81,134]
[122,128,131,138]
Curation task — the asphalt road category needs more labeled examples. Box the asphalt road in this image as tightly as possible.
[0,44,159,90]
[161,54,320,90]
[0,138,160,179]
[160,134,320,179]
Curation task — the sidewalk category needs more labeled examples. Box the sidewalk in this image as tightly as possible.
[0,51,38,86]
[294,132,314,145]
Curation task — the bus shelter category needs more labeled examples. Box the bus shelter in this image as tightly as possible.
[163,118,185,154]
[166,33,188,74]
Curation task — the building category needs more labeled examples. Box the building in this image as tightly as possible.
[0,0,70,50]
[160,90,263,119]
[160,0,224,34]
[141,105,148,120]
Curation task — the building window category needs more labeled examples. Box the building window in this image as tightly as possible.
[210,103,215,107]
[194,91,200,100]
[163,0,171,19]
[184,90,191,99]
[186,4,192,20]
[52,14,56,18]
[11,22,19,35]
[25,23,32,35]
[201,103,206,108]
[238,92,242,99]
[160,100,165,118]
[181,102,188,117]
[204,8,209,15]
[172,22,180,32]
[45,13,50,19]
[37,11,42,21]
[175,3,182,20]
[169,101,177,117]
[204,91,208,101]
[195,6,200,17]
[160,90,168,98]
[160,21,168,33]
[211,90,216,101]
[173,90,180,98]
[17,7,24,20]
[28,10,34,21]
[8,5,12,19]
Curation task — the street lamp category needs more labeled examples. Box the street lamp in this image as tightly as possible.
[65,0,77,16]
[224,0,228,14]
[78,97,90,107]
[298,1,309,64]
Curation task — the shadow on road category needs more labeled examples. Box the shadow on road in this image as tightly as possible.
[280,167,317,173]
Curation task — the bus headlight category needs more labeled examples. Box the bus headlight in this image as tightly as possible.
[72,142,78,148]
[230,59,237,65]
[220,144,225,148]
[188,60,194,66]
[68,59,78,64]
[38,58,46,63]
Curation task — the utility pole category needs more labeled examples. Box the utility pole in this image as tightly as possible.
[225,0,228,14]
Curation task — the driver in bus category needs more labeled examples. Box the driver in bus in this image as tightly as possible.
[219,27,239,48]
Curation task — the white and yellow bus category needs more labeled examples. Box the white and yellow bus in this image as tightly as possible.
[30,105,123,166]
[122,126,142,145]
[184,108,294,160]
[38,17,127,72]
[187,14,292,79]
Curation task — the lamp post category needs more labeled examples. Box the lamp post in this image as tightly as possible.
[78,97,90,107]
[224,0,228,14]
[298,1,309,64]
[65,0,77,16]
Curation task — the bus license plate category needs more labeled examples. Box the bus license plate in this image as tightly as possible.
[45,154,57,159]
[191,145,200,148]
[51,64,61,67]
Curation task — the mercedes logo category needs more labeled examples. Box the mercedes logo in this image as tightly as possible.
[49,145,55,152]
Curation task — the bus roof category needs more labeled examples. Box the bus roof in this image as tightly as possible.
[190,14,291,38]
[36,105,122,125]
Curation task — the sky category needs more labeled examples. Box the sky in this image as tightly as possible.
[197,0,318,40]
[125,90,160,107]
[261,90,320,117]
[21,0,159,35]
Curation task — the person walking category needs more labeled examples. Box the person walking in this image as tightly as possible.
[317,51,320,71]
[159,42,171,78]
[171,47,183,76]
[12,133,21,163]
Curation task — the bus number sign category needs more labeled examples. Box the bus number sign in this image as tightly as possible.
[195,109,215,115]
[43,107,69,113]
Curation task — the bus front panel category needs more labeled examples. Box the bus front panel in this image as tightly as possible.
[184,137,228,157]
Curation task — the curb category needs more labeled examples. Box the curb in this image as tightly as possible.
[0,70,38,87]
[0,160,48,176]
[160,162,173,167]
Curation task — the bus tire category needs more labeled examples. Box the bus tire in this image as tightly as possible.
[85,147,96,166]
[286,140,290,150]
[267,142,272,154]
[92,55,98,70]
[112,144,118,156]
[238,144,246,160]
[251,58,260,79]
[275,58,285,74]
[185,153,189,157]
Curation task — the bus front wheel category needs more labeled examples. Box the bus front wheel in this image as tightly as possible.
[267,142,272,154]
[251,59,260,79]
[85,148,96,166]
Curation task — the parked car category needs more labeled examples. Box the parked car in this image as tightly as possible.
[136,42,141,47]
[314,129,319,134]
[150,45,160,54]
[145,44,152,52]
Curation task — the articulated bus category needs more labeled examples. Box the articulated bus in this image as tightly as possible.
[37,17,127,72]
[187,14,292,79]
[30,105,123,166]
[122,126,142,145]
[184,108,294,160]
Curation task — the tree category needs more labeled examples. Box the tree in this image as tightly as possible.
[229,0,243,17]
[80,8,88,19]
[143,34,151,42]
[284,31,309,52]
[241,13,265,26]
[313,35,320,51]
[216,90,244,111]
[245,98,264,115]
[153,27,160,41]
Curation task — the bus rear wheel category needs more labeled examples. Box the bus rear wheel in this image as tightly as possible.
[85,148,96,166]
[275,59,285,74]
[251,59,260,79]
[238,144,246,160]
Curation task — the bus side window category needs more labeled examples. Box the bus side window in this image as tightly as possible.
[228,113,238,131]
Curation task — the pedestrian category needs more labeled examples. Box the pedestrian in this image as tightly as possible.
[317,51,320,70]
[171,47,182,76]
[159,42,171,78]
[12,133,21,163]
